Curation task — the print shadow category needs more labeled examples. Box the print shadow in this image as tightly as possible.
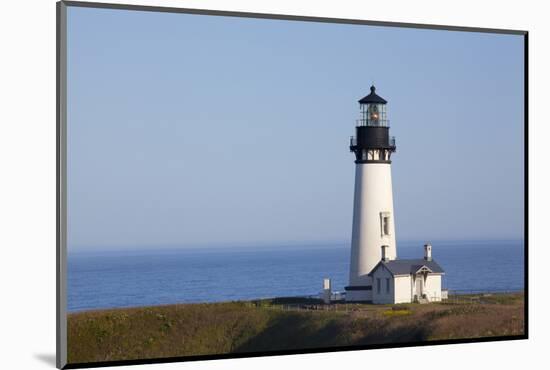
[34,353,57,367]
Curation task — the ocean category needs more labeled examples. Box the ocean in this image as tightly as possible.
[67,240,524,312]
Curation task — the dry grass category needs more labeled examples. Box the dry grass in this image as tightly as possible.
[382,309,411,317]
[67,293,524,365]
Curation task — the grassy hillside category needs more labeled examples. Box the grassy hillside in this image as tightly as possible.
[67,293,524,364]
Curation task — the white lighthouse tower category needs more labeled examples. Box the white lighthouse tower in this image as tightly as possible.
[345,86,397,302]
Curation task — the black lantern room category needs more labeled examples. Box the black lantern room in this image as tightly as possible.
[350,86,396,163]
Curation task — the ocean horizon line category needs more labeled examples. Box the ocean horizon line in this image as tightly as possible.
[68,238,524,255]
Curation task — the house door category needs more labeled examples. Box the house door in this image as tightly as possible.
[415,274,423,298]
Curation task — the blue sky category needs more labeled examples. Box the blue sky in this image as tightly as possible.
[67,7,524,250]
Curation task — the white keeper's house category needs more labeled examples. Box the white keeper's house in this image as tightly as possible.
[368,244,446,304]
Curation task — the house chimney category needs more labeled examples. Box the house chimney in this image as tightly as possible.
[424,243,432,261]
[381,245,389,262]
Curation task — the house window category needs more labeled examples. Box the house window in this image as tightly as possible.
[380,212,391,236]
[386,278,390,293]
[376,278,381,294]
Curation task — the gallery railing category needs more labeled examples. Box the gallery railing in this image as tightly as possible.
[356,118,390,127]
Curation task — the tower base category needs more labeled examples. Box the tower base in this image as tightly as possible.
[344,286,372,302]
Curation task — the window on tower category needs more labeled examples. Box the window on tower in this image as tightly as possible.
[380,212,391,236]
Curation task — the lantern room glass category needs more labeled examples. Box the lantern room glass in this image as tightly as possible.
[358,103,388,127]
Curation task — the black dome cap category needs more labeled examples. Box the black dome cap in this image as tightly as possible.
[358,85,387,104]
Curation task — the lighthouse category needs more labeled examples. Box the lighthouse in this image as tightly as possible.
[345,86,397,302]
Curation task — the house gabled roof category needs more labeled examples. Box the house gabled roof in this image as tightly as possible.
[368,259,445,277]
